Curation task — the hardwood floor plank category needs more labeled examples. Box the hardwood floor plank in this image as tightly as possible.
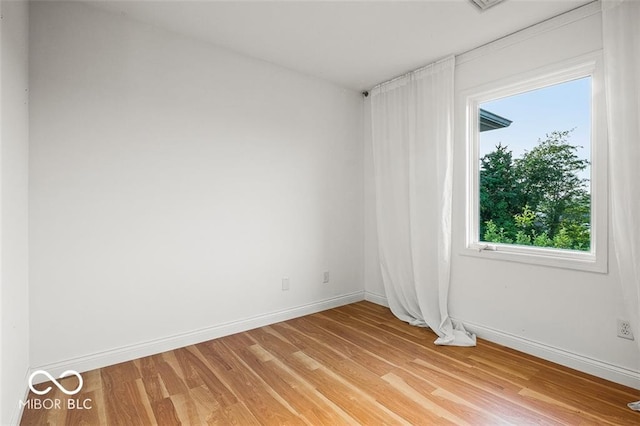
[272,321,456,424]
[43,389,68,426]
[241,345,355,425]
[79,369,102,394]
[100,360,141,389]
[289,329,452,425]
[292,350,323,371]
[174,347,206,389]
[301,366,410,425]
[150,397,181,426]
[170,390,203,425]
[20,301,640,425]
[249,326,408,424]
[154,359,189,396]
[139,356,166,404]
[524,375,640,424]
[135,379,158,426]
[180,345,237,407]
[517,387,622,425]
[206,402,261,426]
[63,390,99,426]
[407,357,586,425]
[199,339,305,425]
[102,378,153,425]
[246,326,301,360]
[383,372,479,425]
[189,385,223,420]
[272,321,349,366]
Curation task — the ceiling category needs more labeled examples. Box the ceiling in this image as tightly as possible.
[89,0,594,91]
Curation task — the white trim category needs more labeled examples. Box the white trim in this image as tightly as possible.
[9,368,31,426]
[457,1,601,65]
[27,288,639,398]
[364,291,389,307]
[457,318,640,390]
[463,51,608,273]
[30,292,364,384]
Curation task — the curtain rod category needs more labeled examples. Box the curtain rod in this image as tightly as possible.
[363,55,453,97]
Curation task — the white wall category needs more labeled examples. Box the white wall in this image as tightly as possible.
[364,7,640,387]
[0,0,30,423]
[29,1,364,371]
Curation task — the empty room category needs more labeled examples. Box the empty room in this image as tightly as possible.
[2,0,639,424]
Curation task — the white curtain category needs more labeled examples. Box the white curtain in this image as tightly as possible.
[370,56,475,347]
[602,0,640,410]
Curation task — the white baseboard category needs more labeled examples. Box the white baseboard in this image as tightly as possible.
[364,291,389,307]
[29,289,639,392]
[363,293,639,389]
[32,291,365,383]
[9,367,31,426]
[458,319,640,390]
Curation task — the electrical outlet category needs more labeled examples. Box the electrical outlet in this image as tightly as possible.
[617,319,634,340]
[323,271,330,284]
[282,277,290,291]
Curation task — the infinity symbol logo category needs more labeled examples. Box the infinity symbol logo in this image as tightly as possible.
[28,370,84,396]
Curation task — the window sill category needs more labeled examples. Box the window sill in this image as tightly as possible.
[461,243,607,273]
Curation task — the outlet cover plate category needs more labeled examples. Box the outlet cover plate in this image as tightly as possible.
[617,319,634,340]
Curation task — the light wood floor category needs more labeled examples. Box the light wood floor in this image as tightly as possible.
[21,301,640,425]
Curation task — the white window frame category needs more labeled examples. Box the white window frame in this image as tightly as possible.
[463,52,608,273]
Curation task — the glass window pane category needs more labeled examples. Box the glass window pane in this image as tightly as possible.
[478,77,592,252]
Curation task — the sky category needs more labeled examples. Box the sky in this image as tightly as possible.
[479,76,592,180]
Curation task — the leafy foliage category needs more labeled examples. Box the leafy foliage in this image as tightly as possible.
[479,143,520,239]
[480,130,590,251]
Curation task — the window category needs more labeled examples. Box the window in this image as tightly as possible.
[465,54,607,272]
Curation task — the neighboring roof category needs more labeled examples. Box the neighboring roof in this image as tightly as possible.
[479,108,512,132]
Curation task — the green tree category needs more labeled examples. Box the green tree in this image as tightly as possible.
[480,130,591,251]
[514,130,590,238]
[479,143,520,239]
[484,220,513,244]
